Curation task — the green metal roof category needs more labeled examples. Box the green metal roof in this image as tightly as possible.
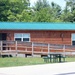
[0,22,75,30]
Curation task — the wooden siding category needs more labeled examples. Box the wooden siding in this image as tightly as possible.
[0,30,74,45]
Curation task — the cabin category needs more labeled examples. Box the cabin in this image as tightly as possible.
[0,22,75,45]
[0,22,75,57]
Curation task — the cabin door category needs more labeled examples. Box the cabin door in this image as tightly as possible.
[0,33,7,50]
[0,33,7,40]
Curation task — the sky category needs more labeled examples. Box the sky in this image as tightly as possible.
[30,0,66,9]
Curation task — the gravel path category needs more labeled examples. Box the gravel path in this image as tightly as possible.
[0,62,75,75]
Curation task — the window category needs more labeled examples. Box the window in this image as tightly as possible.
[72,34,75,45]
[14,33,30,42]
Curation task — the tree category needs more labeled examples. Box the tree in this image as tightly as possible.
[61,0,75,22]
[51,2,61,19]
[16,9,33,22]
[0,0,9,21]
[33,0,50,11]
[32,0,62,22]
[0,0,30,21]
[1,0,74,22]
[33,7,52,22]
[65,0,75,12]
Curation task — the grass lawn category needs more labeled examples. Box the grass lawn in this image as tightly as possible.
[66,56,75,62]
[0,57,75,67]
[0,57,46,67]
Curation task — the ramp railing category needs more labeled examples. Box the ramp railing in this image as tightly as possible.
[0,41,75,57]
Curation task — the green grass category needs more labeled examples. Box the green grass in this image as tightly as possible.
[0,57,46,67]
[0,57,75,67]
[65,56,75,62]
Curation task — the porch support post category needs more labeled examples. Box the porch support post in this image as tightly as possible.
[32,42,34,57]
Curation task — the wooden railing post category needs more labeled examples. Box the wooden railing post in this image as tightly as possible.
[48,44,50,55]
[32,42,34,57]
[0,41,2,57]
[63,45,65,57]
[15,41,18,57]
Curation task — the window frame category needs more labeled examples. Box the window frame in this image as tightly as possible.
[71,33,75,45]
[14,33,30,42]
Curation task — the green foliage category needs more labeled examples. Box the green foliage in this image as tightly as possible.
[62,0,75,22]
[0,0,9,21]
[0,0,30,21]
[33,0,50,11]
[0,0,75,22]
[32,0,62,22]
[33,8,51,22]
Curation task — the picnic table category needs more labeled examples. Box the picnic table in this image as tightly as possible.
[43,53,65,63]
